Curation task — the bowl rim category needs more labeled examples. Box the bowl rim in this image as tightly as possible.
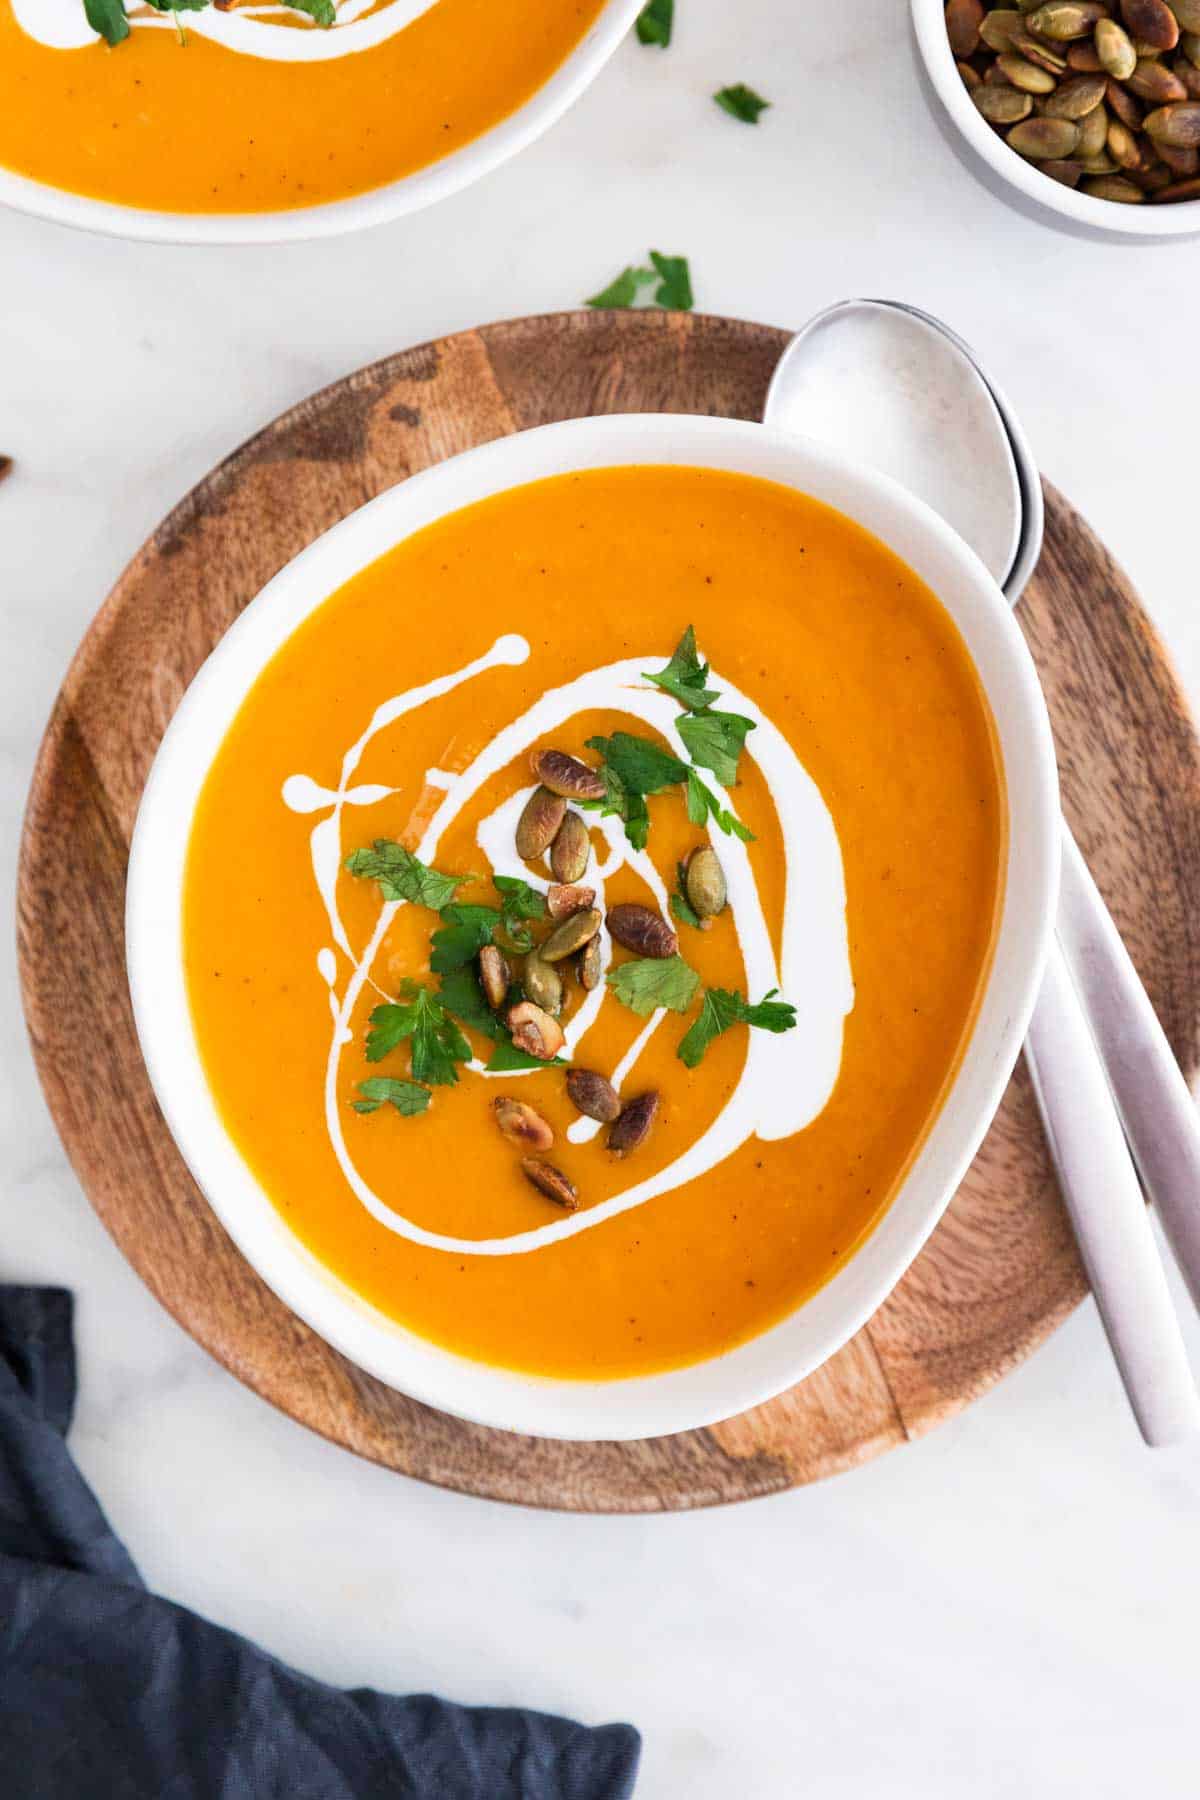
[0,0,642,245]
[125,412,1061,1440]
[910,0,1200,238]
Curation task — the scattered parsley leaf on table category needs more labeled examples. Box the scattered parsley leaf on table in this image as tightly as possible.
[643,626,719,711]
[85,0,130,42]
[607,954,700,1018]
[352,1077,431,1117]
[714,84,770,124]
[586,266,656,309]
[636,0,673,47]
[677,707,756,787]
[678,988,797,1068]
[365,985,473,1086]
[585,253,693,313]
[649,251,694,312]
[437,968,506,1041]
[344,840,472,911]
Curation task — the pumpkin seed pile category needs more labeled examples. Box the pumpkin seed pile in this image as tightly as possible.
[489,743,731,1211]
[948,0,1200,203]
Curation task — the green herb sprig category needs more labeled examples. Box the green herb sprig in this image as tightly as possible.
[365,983,472,1087]
[586,251,693,313]
[86,0,334,46]
[677,988,797,1068]
[344,840,473,911]
[352,1077,431,1117]
[636,0,673,47]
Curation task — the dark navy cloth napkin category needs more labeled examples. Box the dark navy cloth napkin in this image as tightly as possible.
[0,1286,640,1800]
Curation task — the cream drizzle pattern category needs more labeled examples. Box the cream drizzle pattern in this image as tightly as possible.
[16,0,440,61]
[285,635,854,1258]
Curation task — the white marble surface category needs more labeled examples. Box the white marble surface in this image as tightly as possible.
[3,3,1200,1794]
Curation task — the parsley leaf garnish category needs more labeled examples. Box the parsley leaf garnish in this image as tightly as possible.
[365,984,472,1087]
[281,0,335,22]
[430,905,499,972]
[714,84,770,124]
[586,266,656,309]
[636,0,673,46]
[85,0,130,42]
[344,840,472,911]
[493,874,546,951]
[670,861,702,931]
[352,1077,431,1117]
[643,626,719,711]
[486,1039,567,1072]
[437,968,506,1041]
[677,708,756,787]
[585,731,688,851]
[649,251,694,312]
[686,768,754,843]
[606,954,700,1018]
[677,988,797,1068]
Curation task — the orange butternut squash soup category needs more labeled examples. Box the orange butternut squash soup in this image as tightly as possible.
[183,467,1005,1380]
[0,0,604,215]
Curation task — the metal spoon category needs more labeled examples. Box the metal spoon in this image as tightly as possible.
[765,298,1200,1444]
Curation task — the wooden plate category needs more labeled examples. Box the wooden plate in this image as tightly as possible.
[18,311,1200,1510]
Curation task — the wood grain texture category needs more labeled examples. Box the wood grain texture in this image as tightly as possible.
[17,310,1200,1510]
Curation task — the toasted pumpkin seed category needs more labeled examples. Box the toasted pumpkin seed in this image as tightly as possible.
[1096,15,1138,74]
[684,847,728,920]
[478,943,510,1010]
[506,1001,566,1060]
[530,749,606,802]
[523,953,563,1017]
[1107,75,1145,122]
[1041,155,1086,180]
[1149,170,1200,193]
[980,8,1025,49]
[946,0,986,56]
[1042,70,1109,110]
[1024,3,1108,40]
[1008,113,1084,152]
[566,1068,622,1123]
[521,1158,578,1211]
[606,902,679,959]
[540,907,603,963]
[550,810,590,884]
[1128,56,1189,98]
[974,82,1035,121]
[546,883,596,922]
[1012,28,1070,68]
[515,786,566,861]
[1066,39,1105,67]
[998,49,1060,87]
[493,1096,554,1150]
[608,1092,660,1157]
[1157,135,1200,167]
[577,936,602,991]
[1121,0,1180,51]
[1184,31,1200,67]
[1176,0,1200,31]
[1076,101,1112,151]
[1144,99,1200,140]
[958,57,984,86]
[1081,171,1147,194]
[1107,115,1143,160]
[1174,55,1200,97]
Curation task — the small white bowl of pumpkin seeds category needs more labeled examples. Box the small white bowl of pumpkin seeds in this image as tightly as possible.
[913,0,1200,234]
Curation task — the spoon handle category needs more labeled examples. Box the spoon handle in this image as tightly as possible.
[1025,939,1200,1445]
[1054,824,1200,1314]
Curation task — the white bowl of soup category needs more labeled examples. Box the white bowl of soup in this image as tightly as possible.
[126,413,1059,1440]
[0,0,640,242]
